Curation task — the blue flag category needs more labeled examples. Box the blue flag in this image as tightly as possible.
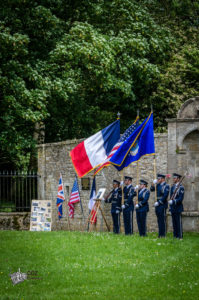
[110,113,155,171]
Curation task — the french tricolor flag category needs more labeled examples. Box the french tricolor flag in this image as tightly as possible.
[70,120,120,177]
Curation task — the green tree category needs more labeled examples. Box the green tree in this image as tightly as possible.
[0,0,198,169]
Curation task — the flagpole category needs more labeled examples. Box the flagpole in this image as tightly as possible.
[135,109,139,205]
[65,184,71,231]
[136,161,139,205]
[120,169,124,205]
[62,176,71,231]
[67,200,71,231]
[76,175,85,223]
[117,112,124,205]
[153,154,157,203]
[60,174,70,231]
[151,104,157,204]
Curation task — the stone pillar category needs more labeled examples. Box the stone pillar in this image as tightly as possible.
[167,97,199,232]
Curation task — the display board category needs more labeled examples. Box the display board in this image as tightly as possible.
[30,200,52,231]
[95,188,106,200]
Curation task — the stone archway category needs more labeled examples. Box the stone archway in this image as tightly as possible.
[183,130,199,211]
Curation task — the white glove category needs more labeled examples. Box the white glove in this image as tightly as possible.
[135,204,139,209]
[116,210,120,214]
[153,179,158,184]
[135,185,139,190]
[168,200,173,205]
[120,181,124,186]
[122,204,125,209]
[154,201,159,207]
[102,197,105,201]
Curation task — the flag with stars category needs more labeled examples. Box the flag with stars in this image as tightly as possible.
[68,177,80,218]
[56,173,65,219]
[110,113,155,171]
[94,117,139,175]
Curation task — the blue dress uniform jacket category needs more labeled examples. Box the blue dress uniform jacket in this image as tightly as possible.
[123,185,136,211]
[136,188,150,236]
[107,188,122,213]
[123,185,136,235]
[169,184,184,213]
[151,182,170,237]
[137,188,150,212]
[169,183,184,239]
[106,188,122,234]
[151,182,169,211]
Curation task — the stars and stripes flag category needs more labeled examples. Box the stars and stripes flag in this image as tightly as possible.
[94,116,139,175]
[56,173,65,219]
[68,176,80,218]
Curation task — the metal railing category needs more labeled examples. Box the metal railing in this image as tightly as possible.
[0,171,38,212]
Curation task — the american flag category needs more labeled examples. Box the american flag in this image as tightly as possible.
[56,173,65,219]
[68,177,80,218]
[94,117,139,175]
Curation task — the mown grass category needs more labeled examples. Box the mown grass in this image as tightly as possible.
[0,231,199,300]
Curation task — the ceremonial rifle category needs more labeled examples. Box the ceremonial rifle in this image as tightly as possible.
[170,173,187,201]
[104,189,114,201]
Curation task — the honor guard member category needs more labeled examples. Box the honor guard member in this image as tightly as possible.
[135,180,150,236]
[105,180,122,234]
[151,174,170,238]
[121,176,136,235]
[169,173,184,239]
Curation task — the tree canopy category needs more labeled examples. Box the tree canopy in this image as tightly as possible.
[0,0,198,169]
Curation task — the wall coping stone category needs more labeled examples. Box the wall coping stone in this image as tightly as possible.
[37,133,167,149]
[167,118,199,123]
[0,212,30,216]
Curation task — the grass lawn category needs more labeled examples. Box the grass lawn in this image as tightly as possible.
[0,231,199,300]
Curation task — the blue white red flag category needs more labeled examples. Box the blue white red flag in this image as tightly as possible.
[56,173,65,219]
[94,117,139,175]
[88,177,96,211]
[68,177,80,218]
[70,119,120,177]
[88,177,97,224]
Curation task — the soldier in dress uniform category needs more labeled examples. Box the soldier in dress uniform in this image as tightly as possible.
[105,180,122,234]
[169,173,184,239]
[150,174,170,237]
[135,179,150,236]
[121,176,136,235]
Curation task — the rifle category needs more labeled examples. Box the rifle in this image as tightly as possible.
[170,174,186,201]
[104,189,114,201]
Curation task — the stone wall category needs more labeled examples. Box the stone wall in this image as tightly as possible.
[0,213,30,230]
[37,133,168,232]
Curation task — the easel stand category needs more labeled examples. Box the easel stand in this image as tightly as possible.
[86,199,110,232]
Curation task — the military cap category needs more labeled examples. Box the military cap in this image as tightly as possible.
[140,179,148,186]
[157,174,165,179]
[173,173,182,179]
[113,179,120,185]
[124,176,132,181]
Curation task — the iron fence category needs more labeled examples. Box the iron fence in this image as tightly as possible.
[0,171,38,212]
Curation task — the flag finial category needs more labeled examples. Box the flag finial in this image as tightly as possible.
[117,112,121,120]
